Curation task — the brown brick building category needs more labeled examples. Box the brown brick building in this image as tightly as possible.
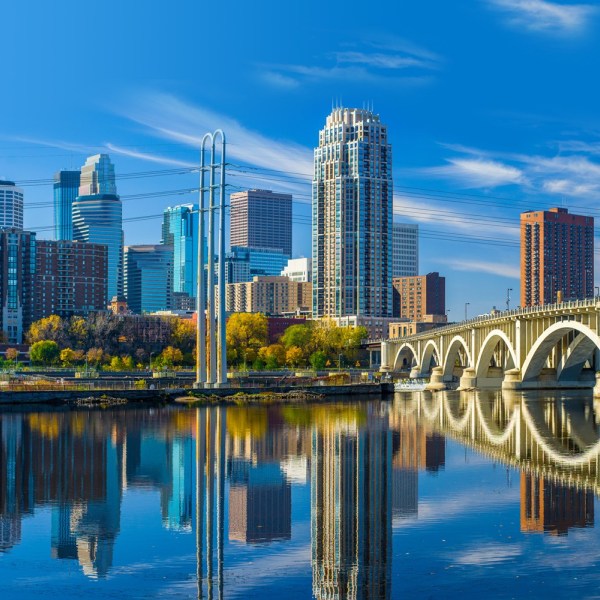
[520,208,594,307]
[35,240,108,320]
[392,272,445,320]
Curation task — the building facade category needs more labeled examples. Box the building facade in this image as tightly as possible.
[520,208,594,307]
[312,108,393,322]
[124,245,173,314]
[34,240,108,320]
[230,189,292,257]
[72,154,123,303]
[53,170,81,241]
[0,229,36,343]
[226,276,312,316]
[281,257,312,282]
[392,272,446,321]
[161,204,200,302]
[0,181,24,230]
[392,223,418,277]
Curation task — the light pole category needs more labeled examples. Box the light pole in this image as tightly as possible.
[506,288,513,311]
[445,309,450,322]
[464,302,470,321]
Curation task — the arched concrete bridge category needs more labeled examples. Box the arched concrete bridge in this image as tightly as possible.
[380,299,600,392]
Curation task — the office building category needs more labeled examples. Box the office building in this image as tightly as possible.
[393,223,418,277]
[72,154,123,304]
[281,257,312,282]
[230,189,292,257]
[34,240,108,320]
[0,181,24,230]
[161,204,201,302]
[312,108,393,326]
[392,272,446,321]
[124,245,173,314]
[226,275,312,316]
[0,229,36,343]
[53,170,81,240]
[520,208,594,307]
[217,246,289,285]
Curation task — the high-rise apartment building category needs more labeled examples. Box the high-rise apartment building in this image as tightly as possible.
[161,204,200,301]
[72,155,124,303]
[124,245,173,314]
[230,189,292,257]
[0,229,36,343]
[393,223,418,277]
[34,240,108,320]
[0,181,24,230]
[53,170,81,240]
[312,108,393,321]
[520,208,594,307]
[392,272,446,320]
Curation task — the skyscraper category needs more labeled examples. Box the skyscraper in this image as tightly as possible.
[312,108,393,320]
[53,170,81,240]
[520,208,594,307]
[72,155,123,303]
[124,244,173,314]
[161,204,200,301]
[0,180,24,230]
[230,189,292,257]
[392,223,418,277]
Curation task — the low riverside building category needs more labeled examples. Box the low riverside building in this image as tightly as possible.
[389,314,448,339]
[226,276,312,316]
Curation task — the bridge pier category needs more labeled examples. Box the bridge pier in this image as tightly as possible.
[426,366,446,391]
[458,368,477,391]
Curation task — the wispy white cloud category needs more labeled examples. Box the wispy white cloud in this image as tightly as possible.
[487,0,597,34]
[260,39,440,89]
[452,542,523,565]
[439,258,520,279]
[3,135,99,155]
[425,158,526,188]
[105,143,196,168]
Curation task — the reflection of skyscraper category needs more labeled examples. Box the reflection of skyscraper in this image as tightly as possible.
[165,437,194,532]
[520,473,594,535]
[51,505,78,559]
[311,413,392,600]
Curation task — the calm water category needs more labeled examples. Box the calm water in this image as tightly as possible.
[1,391,600,598]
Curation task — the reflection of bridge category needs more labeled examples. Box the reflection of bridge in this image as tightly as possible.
[396,391,600,494]
[381,300,600,392]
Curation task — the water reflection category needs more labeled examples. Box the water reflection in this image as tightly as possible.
[1,392,600,597]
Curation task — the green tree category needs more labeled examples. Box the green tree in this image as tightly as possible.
[258,344,286,369]
[281,324,312,350]
[30,340,60,365]
[158,346,183,368]
[309,350,327,370]
[226,313,269,367]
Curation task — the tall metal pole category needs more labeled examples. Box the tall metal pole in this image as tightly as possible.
[207,139,217,386]
[215,130,227,386]
[196,135,210,388]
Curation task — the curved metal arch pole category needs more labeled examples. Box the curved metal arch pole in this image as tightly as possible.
[196,133,212,387]
[207,137,217,385]
[212,129,227,386]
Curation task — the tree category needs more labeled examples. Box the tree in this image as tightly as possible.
[171,319,196,354]
[5,348,19,364]
[68,316,89,349]
[30,340,60,365]
[27,315,67,345]
[281,324,312,350]
[285,346,304,368]
[258,344,286,369]
[86,347,105,366]
[158,346,183,368]
[309,350,327,370]
[226,313,269,367]
[60,348,76,366]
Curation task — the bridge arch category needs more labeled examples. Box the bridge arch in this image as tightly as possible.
[420,340,440,376]
[521,321,600,383]
[442,335,471,383]
[475,330,517,385]
[393,342,418,371]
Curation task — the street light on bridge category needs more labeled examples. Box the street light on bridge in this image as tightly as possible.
[506,288,513,311]
[464,302,470,321]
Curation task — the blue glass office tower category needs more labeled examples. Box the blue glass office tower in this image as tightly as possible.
[124,245,173,314]
[161,204,201,299]
[72,155,123,302]
[53,170,80,240]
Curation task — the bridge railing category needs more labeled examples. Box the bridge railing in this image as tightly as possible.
[374,297,600,344]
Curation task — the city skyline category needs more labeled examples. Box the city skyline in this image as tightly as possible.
[3,1,600,318]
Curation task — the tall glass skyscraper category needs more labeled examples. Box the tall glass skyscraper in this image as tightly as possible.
[72,155,123,302]
[161,204,200,299]
[312,108,393,319]
[53,170,81,240]
[0,180,24,230]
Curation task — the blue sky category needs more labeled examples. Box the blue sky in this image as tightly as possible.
[2,0,600,317]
